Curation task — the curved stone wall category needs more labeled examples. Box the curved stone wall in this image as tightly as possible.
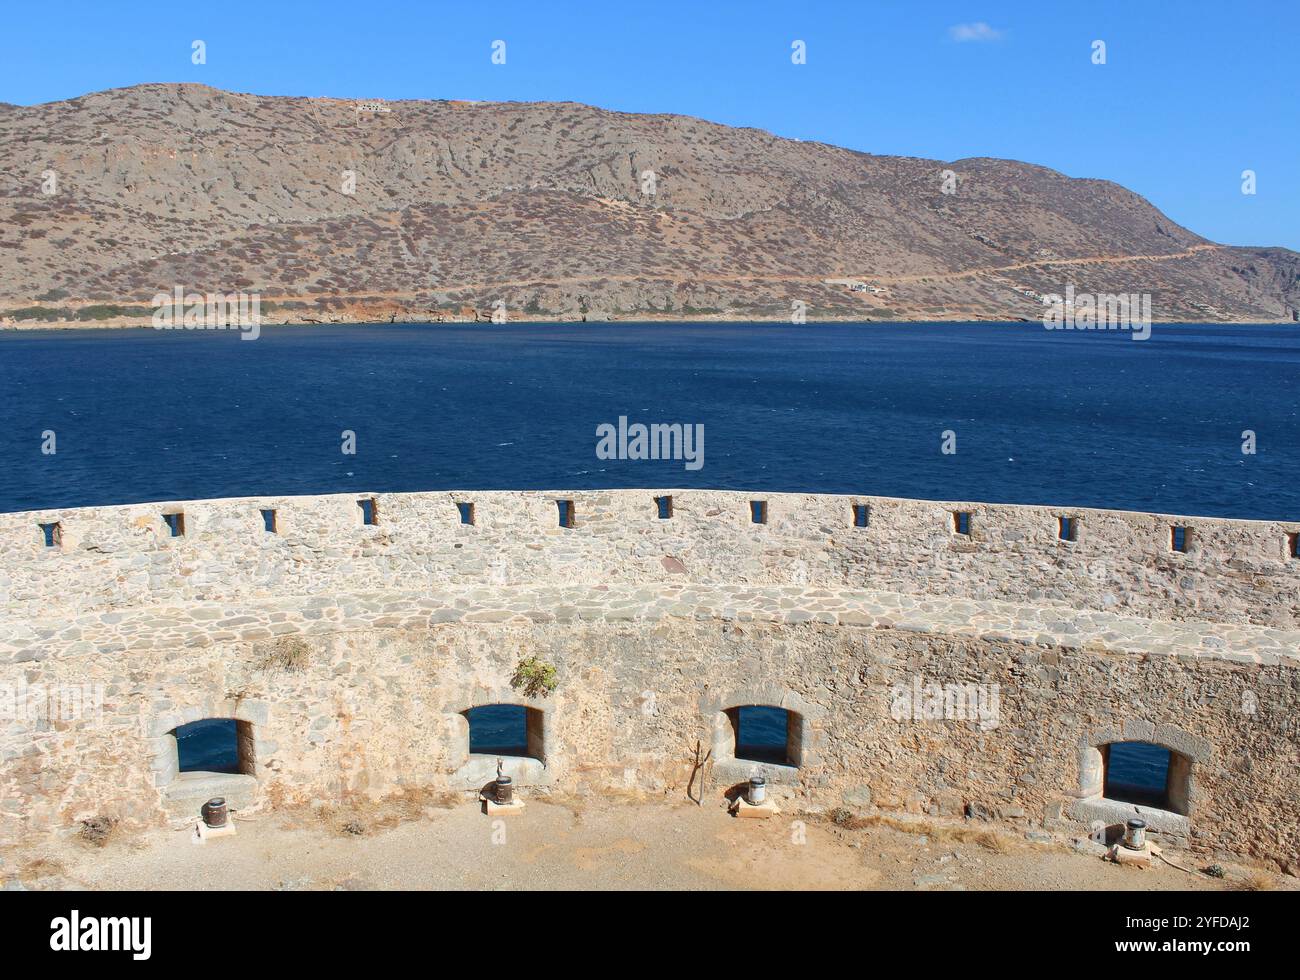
[2,489,1298,627]
[1,490,1297,869]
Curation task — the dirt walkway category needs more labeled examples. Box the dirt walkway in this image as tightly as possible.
[5,244,1225,314]
[5,797,1289,892]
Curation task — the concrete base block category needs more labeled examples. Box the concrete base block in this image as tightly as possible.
[192,820,237,845]
[730,797,781,820]
[1107,841,1159,868]
[479,794,526,815]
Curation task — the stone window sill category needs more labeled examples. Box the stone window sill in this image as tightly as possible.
[1068,795,1190,835]
[711,759,800,785]
[455,754,549,788]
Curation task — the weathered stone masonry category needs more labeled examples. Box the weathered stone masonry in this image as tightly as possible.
[1,490,1298,869]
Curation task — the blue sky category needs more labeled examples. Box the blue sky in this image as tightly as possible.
[3,0,1296,250]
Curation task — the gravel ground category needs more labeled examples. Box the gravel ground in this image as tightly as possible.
[5,798,1292,892]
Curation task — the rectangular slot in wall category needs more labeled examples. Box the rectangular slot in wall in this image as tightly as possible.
[750,500,767,524]
[1059,516,1077,541]
[655,495,673,520]
[38,521,62,548]
[1290,532,1299,559]
[852,504,869,528]
[457,501,475,525]
[260,508,277,533]
[557,499,575,528]
[163,512,185,537]
[1171,525,1188,552]
[953,511,971,536]
[357,498,378,526]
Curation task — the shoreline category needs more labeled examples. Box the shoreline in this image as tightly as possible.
[2,312,1296,332]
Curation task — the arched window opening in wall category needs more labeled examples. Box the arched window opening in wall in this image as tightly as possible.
[727,705,802,767]
[1102,741,1191,815]
[463,705,545,761]
[173,718,255,776]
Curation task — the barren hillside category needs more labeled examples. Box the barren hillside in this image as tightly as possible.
[1,83,1296,324]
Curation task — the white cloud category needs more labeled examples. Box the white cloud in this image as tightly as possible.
[948,22,1004,43]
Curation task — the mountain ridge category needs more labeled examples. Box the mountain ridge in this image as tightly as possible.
[1,83,1296,325]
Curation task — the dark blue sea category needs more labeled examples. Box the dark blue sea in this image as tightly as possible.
[0,321,1297,518]
[175,719,241,774]
[1104,741,1171,805]
[465,705,528,756]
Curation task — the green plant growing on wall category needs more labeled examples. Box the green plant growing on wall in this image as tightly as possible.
[511,656,558,698]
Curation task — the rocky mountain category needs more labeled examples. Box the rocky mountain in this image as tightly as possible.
[1,83,1296,324]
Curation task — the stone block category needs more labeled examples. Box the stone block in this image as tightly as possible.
[1121,718,1156,743]
[842,785,872,807]
[479,796,526,815]
[192,820,237,844]
[730,797,781,820]
[1153,724,1211,763]
[1107,841,1157,868]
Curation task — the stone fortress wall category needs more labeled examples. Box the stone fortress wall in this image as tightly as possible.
[2,490,1298,870]
[3,489,1300,626]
